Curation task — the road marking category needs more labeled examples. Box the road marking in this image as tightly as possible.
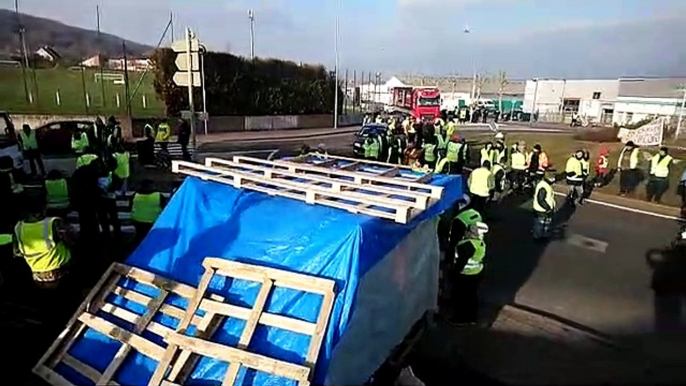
[552,192,683,222]
[565,233,608,253]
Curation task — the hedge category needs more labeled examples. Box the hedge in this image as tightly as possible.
[151,49,341,116]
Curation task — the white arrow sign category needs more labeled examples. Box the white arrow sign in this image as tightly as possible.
[171,38,199,53]
[173,72,201,87]
[175,52,200,71]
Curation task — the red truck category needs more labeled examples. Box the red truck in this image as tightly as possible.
[391,87,441,121]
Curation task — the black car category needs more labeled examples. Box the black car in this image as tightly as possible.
[353,124,387,157]
[35,120,96,155]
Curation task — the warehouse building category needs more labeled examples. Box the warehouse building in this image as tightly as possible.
[523,79,619,124]
[613,77,686,125]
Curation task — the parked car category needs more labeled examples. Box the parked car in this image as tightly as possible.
[353,124,387,157]
[0,112,23,169]
[35,120,96,155]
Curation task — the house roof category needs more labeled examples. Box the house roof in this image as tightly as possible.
[37,46,60,59]
[618,78,686,99]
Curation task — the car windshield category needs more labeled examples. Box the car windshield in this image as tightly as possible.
[418,96,440,106]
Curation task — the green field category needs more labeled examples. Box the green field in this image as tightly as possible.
[0,66,165,117]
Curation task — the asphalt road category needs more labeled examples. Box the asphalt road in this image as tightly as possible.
[478,192,686,380]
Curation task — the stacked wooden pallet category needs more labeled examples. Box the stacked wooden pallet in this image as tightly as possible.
[172,154,444,224]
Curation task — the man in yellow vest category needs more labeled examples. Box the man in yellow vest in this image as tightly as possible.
[363,135,381,161]
[45,170,70,217]
[14,198,73,288]
[450,221,489,325]
[71,129,89,155]
[565,150,585,207]
[156,119,172,152]
[422,136,439,169]
[131,179,165,245]
[18,124,45,176]
[509,142,528,193]
[468,160,495,214]
[480,142,495,167]
[646,147,673,204]
[75,147,100,170]
[533,174,557,240]
[617,141,640,196]
[111,140,131,194]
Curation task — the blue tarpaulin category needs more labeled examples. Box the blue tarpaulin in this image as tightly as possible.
[65,173,463,385]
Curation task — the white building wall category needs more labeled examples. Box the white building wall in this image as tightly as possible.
[613,97,679,125]
[524,79,620,119]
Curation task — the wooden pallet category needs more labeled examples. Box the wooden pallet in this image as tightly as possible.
[173,160,430,224]
[33,263,224,386]
[149,258,336,386]
[205,157,435,210]
[230,156,444,198]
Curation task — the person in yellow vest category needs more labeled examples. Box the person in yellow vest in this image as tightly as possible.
[533,174,557,240]
[45,170,70,218]
[71,128,89,155]
[18,124,45,176]
[480,142,495,167]
[449,221,489,325]
[565,150,585,207]
[111,140,131,194]
[131,179,165,245]
[468,161,495,214]
[509,142,528,193]
[14,198,74,288]
[646,147,673,204]
[422,136,439,169]
[75,147,100,170]
[617,141,640,196]
[156,119,172,152]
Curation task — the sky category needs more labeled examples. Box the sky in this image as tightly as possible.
[6,0,686,79]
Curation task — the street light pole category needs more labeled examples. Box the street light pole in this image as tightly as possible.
[333,0,340,129]
[676,88,686,140]
[248,9,255,60]
[530,78,539,126]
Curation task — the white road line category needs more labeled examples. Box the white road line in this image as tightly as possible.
[552,191,683,222]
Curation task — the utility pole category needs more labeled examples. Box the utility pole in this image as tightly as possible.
[248,9,255,60]
[170,12,174,42]
[186,28,197,150]
[96,5,106,108]
[14,0,31,104]
[122,40,131,116]
[530,78,539,126]
[333,0,340,129]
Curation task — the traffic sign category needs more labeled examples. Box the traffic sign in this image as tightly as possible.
[175,53,200,72]
[171,38,199,53]
[173,72,201,87]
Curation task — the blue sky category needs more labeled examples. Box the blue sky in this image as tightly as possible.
[8,0,686,78]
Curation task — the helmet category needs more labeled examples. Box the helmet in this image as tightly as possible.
[494,132,504,139]
[451,134,461,142]
[469,222,489,237]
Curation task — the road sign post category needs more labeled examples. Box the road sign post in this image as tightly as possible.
[173,29,202,153]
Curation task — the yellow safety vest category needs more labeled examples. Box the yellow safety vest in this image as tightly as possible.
[446,122,456,138]
[72,132,89,154]
[131,192,162,224]
[15,218,71,273]
[511,152,527,170]
[480,148,494,166]
[565,157,583,182]
[468,167,494,197]
[76,154,99,169]
[493,149,506,165]
[446,141,461,163]
[618,148,639,170]
[19,130,38,150]
[113,152,131,179]
[651,154,673,178]
[533,180,556,213]
[45,179,69,210]
[458,238,486,276]
[0,234,12,246]
[156,123,171,143]
[435,158,450,174]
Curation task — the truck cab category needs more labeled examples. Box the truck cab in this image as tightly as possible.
[0,112,23,170]
[413,88,441,121]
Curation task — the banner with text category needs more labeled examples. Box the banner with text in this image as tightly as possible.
[618,117,664,146]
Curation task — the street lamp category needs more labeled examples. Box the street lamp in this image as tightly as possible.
[248,9,255,60]
[333,0,340,129]
[530,78,539,125]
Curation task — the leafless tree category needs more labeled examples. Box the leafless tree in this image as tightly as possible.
[475,72,488,102]
[495,70,509,112]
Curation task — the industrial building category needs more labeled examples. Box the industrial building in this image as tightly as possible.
[523,77,686,126]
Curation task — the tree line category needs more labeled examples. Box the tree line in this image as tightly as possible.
[151,48,341,116]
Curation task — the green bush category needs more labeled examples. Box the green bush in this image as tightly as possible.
[151,49,341,116]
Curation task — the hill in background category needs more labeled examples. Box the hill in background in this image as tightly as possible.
[0,8,152,63]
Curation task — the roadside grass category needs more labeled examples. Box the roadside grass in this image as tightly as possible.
[0,66,164,117]
[464,132,686,209]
